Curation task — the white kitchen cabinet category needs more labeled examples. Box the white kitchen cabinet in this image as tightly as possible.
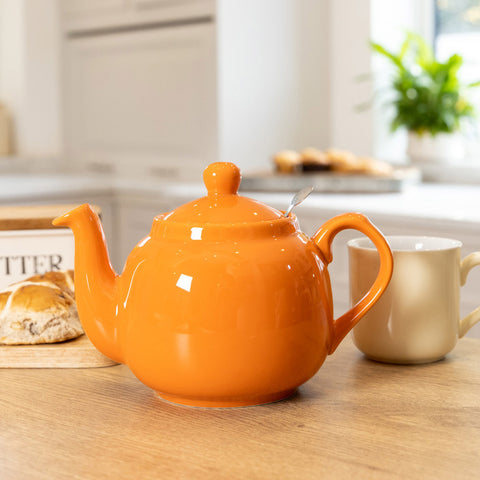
[61,0,215,33]
[63,22,217,181]
[60,0,322,180]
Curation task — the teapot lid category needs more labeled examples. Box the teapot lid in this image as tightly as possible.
[163,162,284,224]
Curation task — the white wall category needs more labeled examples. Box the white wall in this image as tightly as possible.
[217,0,331,173]
[217,0,297,171]
[328,0,374,156]
[296,0,330,149]
[0,0,62,159]
[0,0,24,154]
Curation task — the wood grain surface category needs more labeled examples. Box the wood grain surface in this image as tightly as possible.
[0,337,478,479]
[0,334,117,368]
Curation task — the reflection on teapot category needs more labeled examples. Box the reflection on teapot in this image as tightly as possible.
[53,162,393,407]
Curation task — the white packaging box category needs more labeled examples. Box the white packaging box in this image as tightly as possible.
[0,228,75,289]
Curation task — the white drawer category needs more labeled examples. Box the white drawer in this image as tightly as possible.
[61,0,215,32]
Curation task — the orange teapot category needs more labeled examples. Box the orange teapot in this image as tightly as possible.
[54,162,393,407]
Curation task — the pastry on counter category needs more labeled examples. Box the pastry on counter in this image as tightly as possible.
[356,156,394,176]
[325,148,359,172]
[326,148,394,176]
[273,147,394,177]
[273,150,302,173]
[299,147,331,172]
[0,270,83,345]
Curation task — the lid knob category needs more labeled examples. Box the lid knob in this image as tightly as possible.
[203,162,241,195]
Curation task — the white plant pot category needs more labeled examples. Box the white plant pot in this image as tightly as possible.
[407,131,465,164]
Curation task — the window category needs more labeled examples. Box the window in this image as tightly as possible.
[434,0,480,158]
[367,0,480,181]
[435,0,480,78]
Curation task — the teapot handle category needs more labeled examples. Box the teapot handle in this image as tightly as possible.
[312,213,393,355]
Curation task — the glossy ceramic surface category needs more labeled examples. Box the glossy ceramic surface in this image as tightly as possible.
[349,236,480,364]
[53,162,393,407]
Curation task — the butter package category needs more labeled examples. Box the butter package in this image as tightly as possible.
[0,204,100,289]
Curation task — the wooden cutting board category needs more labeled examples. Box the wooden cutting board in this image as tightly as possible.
[0,334,118,368]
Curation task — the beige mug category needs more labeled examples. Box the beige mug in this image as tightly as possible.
[348,236,480,364]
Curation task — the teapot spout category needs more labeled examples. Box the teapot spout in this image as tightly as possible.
[53,204,122,363]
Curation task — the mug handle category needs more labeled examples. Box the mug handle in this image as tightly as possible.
[459,252,480,337]
[312,213,393,354]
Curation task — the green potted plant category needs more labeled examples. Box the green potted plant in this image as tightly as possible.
[371,32,479,164]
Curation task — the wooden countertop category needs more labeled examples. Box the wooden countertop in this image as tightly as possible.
[1,337,479,479]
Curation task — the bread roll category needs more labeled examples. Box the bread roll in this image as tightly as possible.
[273,150,302,173]
[300,147,331,172]
[0,270,83,345]
[26,270,75,296]
[326,148,393,176]
[356,157,394,176]
[326,148,360,172]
